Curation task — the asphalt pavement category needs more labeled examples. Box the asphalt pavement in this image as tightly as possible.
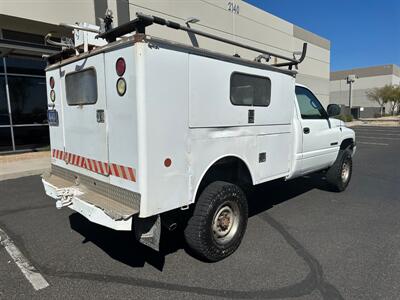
[0,126,399,299]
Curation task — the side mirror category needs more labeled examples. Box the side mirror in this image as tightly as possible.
[327,104,341,117]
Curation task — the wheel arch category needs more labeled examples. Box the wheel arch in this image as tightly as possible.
[191,154,255,204]
[340,138,355,151]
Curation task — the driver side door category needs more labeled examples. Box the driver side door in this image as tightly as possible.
[295,86,340,174]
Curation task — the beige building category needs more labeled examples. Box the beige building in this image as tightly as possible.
[330,65,400,118]
[0,0,330,152]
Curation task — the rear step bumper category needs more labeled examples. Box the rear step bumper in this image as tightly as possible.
[42,165,140,231]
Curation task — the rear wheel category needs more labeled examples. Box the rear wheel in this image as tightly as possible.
[326,149,353,192]
[184,181,248,262]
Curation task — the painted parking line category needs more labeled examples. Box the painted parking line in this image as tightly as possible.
[356,136,400,140]
[357,141,389,146]
[355,129,400,134]
[0,228,49,291]
[354,129,400,133]
[356,132,400,136]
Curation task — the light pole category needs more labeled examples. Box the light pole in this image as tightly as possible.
[346,74,356,109]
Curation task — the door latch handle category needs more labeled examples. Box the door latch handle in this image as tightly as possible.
[96,110,105,123]
[303,127,310,134]
[248,109,255,124]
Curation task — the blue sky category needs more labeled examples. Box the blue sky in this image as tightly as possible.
[246,0,400,71]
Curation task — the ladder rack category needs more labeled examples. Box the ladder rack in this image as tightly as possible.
[98,12,307,70]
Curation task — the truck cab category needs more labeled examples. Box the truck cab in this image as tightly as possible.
[292,84,355,178]
[42,12,355,262]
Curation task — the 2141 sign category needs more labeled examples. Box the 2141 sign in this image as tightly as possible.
[228,2,240,14]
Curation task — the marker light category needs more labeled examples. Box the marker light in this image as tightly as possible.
[116,58,126,76]
[116,78,127,96]
[49,77,55,89]
[164,158,172,168]
[50,90,56,102]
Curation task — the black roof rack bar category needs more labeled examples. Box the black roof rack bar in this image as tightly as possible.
[272,43,308,69]
[97,17,152,42]
[98,12,307,69]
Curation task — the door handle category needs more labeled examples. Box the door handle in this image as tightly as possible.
[96,110,105,123]
[303,127,310,134]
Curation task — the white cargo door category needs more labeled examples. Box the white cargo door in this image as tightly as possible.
[60,54,109,178]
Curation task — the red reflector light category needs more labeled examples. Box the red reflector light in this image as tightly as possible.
[164,158,172,168]
[49,77,55,89]
[116,58,126,76]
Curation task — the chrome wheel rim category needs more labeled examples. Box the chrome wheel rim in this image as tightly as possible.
[341,161,350,183]
[212,201,240,245]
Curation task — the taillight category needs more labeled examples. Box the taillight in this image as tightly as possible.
[49,77,56,102]
[116,58,126,76]
[50,90,56,102]
[116,78,127,96]
[49,77,55,89]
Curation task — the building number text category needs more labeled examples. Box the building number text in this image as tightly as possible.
[228,2,240,14]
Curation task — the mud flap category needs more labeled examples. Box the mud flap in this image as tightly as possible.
[133,215,161,251]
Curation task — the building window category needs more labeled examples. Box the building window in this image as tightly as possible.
[2,29,45,45]
[0,128,13,152]
[0,56,49,153]
[0,75,10,125]
[13,126,49,151]
[0,73,13,152]
[5,57,46,76]
[230,72,271,107]
[8,76,47,124]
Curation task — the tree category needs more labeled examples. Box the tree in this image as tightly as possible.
[366,85,400,117]
[366,87,387,117]
[393,85,400,115]
[382,85,400,116]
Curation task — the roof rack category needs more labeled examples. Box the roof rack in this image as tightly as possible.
[98,12,307,70]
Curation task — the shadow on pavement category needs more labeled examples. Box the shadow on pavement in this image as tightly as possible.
[248,172,331,217]
[69,213,185,271]
[69,172,331,271]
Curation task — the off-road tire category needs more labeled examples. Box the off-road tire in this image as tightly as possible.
[184,181,248,262]
[326,149,353,192]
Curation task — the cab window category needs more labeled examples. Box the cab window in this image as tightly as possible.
[295,86,327,119]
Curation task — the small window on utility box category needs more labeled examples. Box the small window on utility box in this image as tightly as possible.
[65,68,98,105]
[230,72,271,107]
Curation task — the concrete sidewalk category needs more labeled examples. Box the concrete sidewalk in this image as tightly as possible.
[0,151,50,181]
[346,116,400,127]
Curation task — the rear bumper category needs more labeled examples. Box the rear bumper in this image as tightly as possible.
[42,165,140,231]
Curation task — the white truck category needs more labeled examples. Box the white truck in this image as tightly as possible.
[42,13,356,261]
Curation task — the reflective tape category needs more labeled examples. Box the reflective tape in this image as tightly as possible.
[51,149,136,182]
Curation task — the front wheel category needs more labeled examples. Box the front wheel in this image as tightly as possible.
[326,149,353,192]
[184,181,248,262]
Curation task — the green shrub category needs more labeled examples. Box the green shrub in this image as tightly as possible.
[345,114,353,122]
[335,114,353,122]
[374,113,382,118]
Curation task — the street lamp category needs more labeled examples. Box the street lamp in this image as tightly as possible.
[346,74,357,109]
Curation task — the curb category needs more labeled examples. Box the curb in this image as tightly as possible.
[0,168,47,182]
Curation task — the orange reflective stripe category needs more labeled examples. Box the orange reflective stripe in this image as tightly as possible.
[50,149,137,181]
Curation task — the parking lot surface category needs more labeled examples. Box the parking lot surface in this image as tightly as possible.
[1,126,399,299]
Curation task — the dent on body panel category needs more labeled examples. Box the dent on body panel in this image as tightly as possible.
[188,130,256,204]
